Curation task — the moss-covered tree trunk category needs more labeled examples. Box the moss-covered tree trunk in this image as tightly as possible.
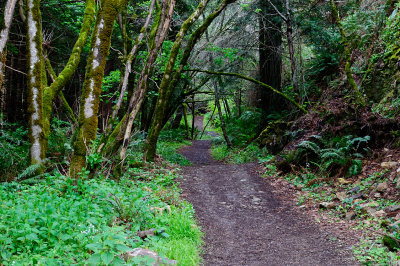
[0,0,18,90]
[26,0,45,165]
[117,0,176,160]
[109,0,156,126]
[145,0,238,161]
[70,0,127,177]
[44,57,77,124]
[329,0,365,106]
[42,0,95,155]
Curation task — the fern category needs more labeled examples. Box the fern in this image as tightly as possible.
[348,159,362,176]
[17,160,48,181]
[297,140,321,155]
[294,134,370,176]
[19,174,47,184]
[320,150,343,161]
[346,135,370,150]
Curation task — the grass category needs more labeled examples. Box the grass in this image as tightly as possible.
[150,205,203,265]
[211,143,268,164]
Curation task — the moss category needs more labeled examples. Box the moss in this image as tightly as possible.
[145,0,213,161]
[42,0,95,154]
[26,0,45,165]
[329,0,365,106]
[70,0,128,177]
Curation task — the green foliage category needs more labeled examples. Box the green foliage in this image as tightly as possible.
[0,121,29,181]
[211,143,268,164]
[206,43,244,66]
[150,204,203,265]
[101,70,121,104]
[295,135,370,176]
[0,164,201,264]
[157,129,191,166]
[382,4,400,59]
[47,118,73,163]
[224,109,262,146]
[353,238,400,265]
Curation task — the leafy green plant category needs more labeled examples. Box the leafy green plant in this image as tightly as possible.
[296,135,370,176]
[225,109,262,146]
[211,143,268,164]
[0,161,202,264]
[0,121,29,181]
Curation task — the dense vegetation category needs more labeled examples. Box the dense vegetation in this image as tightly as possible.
[1,0,400,264]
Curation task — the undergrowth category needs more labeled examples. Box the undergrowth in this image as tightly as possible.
[123,129,191,167]
[0,165,202,265]
[211,142,268,164]
[0,125,202,265]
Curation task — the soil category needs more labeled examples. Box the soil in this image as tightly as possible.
[179,139,358,265]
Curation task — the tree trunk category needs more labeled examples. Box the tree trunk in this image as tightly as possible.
[42,0,95,155]
[171,105,183,129]
[258,0,283,118]
[144,0,237,162]
[329,0,365,106]
[117,0,176,160]
[109,0,156,126]
[0,0,17,90]
[191,95,195,139]
[70,0,127,177]
[284,0,297,95]
[26,0,45,165]
[215,83,232,148]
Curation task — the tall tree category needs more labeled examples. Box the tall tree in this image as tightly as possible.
[258,0,283,118]
[145,0,237,161]
[26,0,45,165]
[329,0,365,106]
[0,0,18,90]
[70,0,128,177]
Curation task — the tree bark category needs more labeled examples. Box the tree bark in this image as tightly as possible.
[329,0,365,106]
[26,0,45,165]
[70,0,128,177]
[42,0,95,156]
[117,0,176,160]
[0,0,17,90]
[215,82,232,148]
[267,0,297,94]
[171,105,183,129]
[258,0,283,117]
[109,0,156,126]
[144,0,237,162]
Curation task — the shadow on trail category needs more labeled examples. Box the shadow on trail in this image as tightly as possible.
[179,140,356,266]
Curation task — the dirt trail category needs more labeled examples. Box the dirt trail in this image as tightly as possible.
[179,140,356,265]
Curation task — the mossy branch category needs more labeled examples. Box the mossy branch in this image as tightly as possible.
[144,0,236,162]
[45,57,77,124]
[43,0,95,114]
[329,0,365,106]
[186,69,308,113]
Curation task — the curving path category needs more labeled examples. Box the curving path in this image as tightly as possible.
[179,140,356,265]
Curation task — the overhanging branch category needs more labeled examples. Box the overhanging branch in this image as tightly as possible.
[185,69,308,113]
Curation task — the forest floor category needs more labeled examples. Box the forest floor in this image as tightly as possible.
[178,117,358,265]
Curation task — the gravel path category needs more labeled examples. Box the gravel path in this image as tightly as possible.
[179,140,356,266]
